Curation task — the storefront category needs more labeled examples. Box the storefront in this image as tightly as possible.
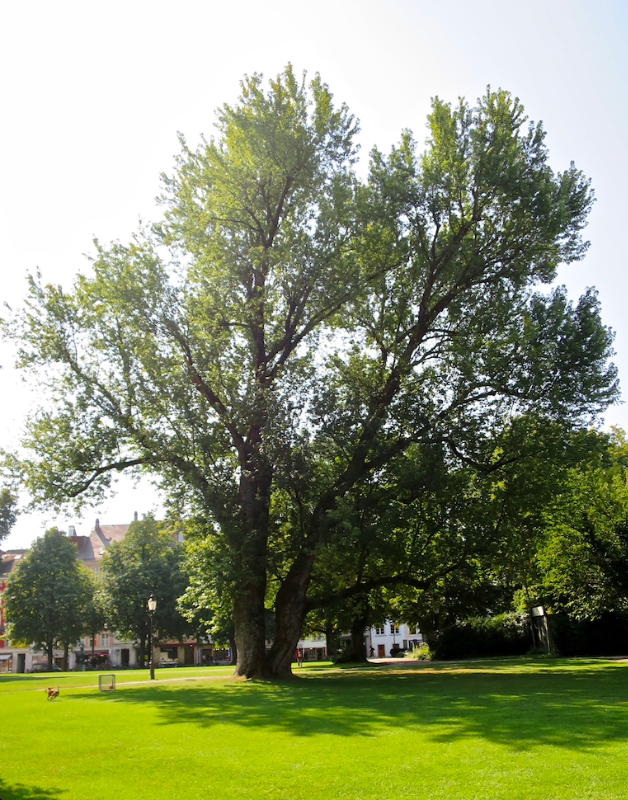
[158,643,198,666]
[301,647,327,661]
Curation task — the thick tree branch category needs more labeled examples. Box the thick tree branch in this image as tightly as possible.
[163,319,247,457]
[305,558,466,612]
[66,457,153,497]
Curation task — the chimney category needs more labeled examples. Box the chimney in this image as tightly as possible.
[134,511,138,522]
[95,518,102,535]
[68,525,76,537]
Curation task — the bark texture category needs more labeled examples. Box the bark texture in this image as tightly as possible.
[232,463,272,679]
[267,553,316,678]
[233,578,269,678]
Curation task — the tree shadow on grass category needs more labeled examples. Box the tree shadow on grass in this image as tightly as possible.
[91,660,628,753]
[0,777,65,800]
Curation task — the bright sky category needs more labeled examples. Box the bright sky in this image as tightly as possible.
[2,0,627,548]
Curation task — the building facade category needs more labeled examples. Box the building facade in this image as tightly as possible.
[0,550,37,673]
[365,622,423,658]
[70,518,139,669]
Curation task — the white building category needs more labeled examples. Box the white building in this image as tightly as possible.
[294,621,423,663]
[295,634,327,662]
[365,621,423,658]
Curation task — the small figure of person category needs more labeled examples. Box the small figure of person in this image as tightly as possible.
[369,645,375,658]
[297,648,303,667]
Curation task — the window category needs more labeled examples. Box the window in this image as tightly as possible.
[390,623,399,635]
[402,623,416,634]
[375,625,385,635]
[100,634,109,647]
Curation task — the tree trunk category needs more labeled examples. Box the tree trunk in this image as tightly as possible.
[138,634,146,668]
[349,615,368,662]
[62,643,69,672]
[528,606,539,650]
[267,552,315,678]
[231,462,272,679]
[325,620,340,662]
[47,641,54,671]
[233,577,269,678]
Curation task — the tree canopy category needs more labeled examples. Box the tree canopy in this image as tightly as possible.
[534,430,628,621]
[2,67,617,678]
[0,488,17,544]
[98,515,190,664]
[3,529,93,669]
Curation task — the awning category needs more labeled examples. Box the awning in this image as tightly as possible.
[0,654,12,660]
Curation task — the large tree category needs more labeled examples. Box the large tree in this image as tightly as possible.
[535,430,628,621]
[3,68,617,678]
[3,529,93,669]
[301,417,603,657]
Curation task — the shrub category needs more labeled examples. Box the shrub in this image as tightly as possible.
[405,643,432,661]
[432,613,530,660]
[329,643,356,664]
[550,612,628,656]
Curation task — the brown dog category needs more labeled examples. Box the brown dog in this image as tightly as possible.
[46,687,59,701]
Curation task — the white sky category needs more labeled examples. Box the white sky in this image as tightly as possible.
[1,0,627,548]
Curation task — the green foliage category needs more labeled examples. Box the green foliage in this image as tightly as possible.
[432,613,530,660]
[0,486,17,543]
[1,68,618,675]
[405,642,433,660]
[177,525,236,648]
[329,645,356,664]
[549,612,628,656]
[537,430,628,621]
[3,529,93,662]
[309,416,597,645]
[99,515,190,647]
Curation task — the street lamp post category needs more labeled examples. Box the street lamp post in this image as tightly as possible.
[147,594,157,680]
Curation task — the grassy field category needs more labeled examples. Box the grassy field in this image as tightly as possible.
[1,657,627,800]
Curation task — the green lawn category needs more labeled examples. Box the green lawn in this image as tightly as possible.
[1,658,627,799]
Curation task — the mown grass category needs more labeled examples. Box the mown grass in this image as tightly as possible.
[1,658,627,799]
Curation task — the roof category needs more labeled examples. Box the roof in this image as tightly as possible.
[0,551,27,577]
[1,518,135,572]
[69,519,131,565]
